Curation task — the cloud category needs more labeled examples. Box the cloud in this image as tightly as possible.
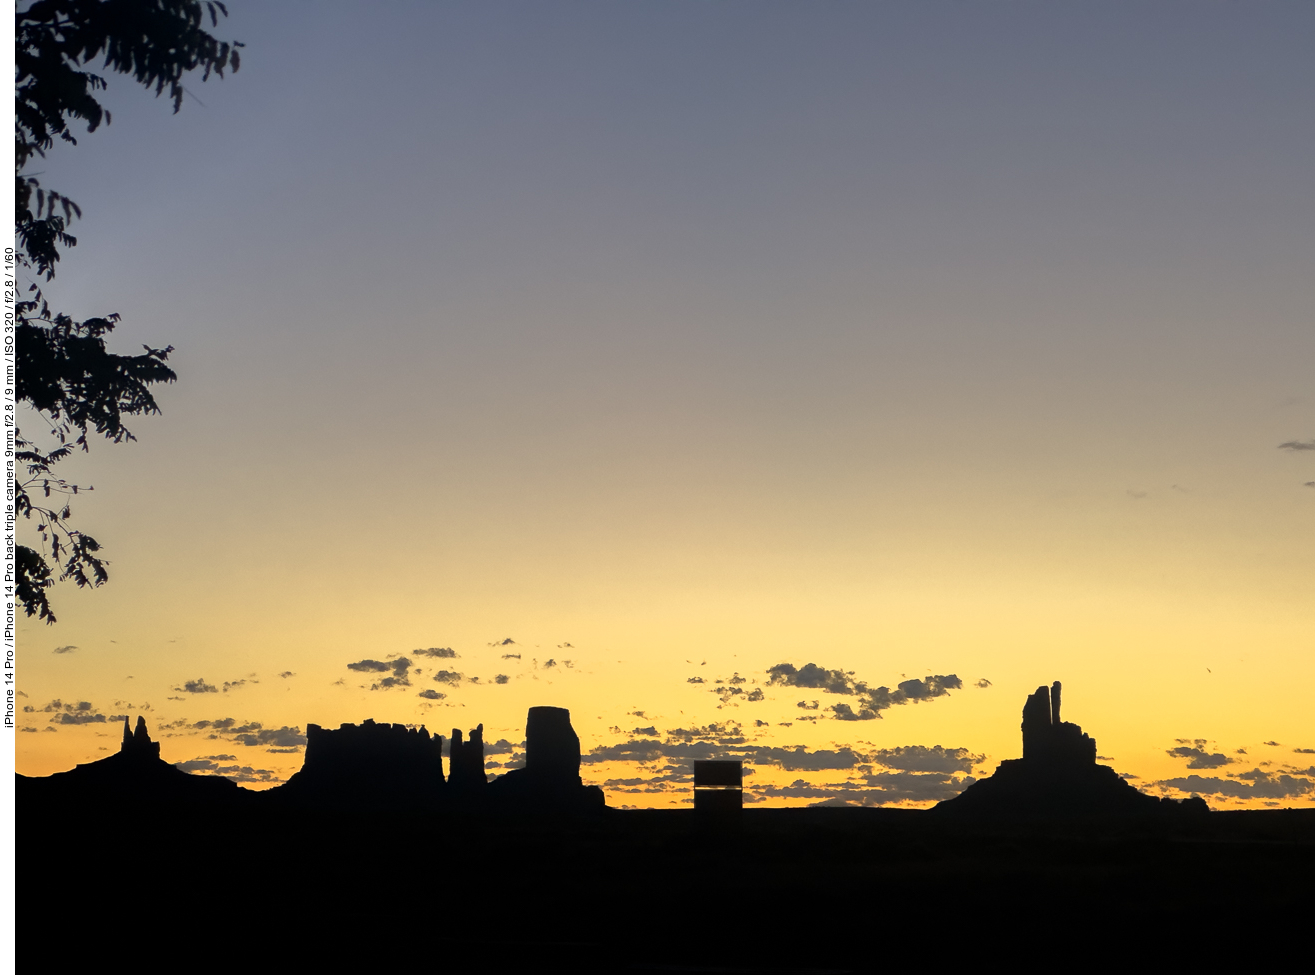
[750,771,974,806]
[494,674,509,685]
[175,759,222,773]
[417,689,446,701]
[1156,771,1313,801]
[222,680,250,692]
[502,653,521,660]
[29,700,108,724]
[1294,748,1315,755]
[766,662,963,720]
[278,671,295,679]
[1277,439,1315,451]
[431,670,463,685]
[414,647,458,658]
[687,677,705,684]
[231,726,307,749]
[870,745,984,774]
[347,657,412,690]
[767,662,853,695]
[347,659,393,672]
[974,679,992,689]
[1167,742,1234,769]
[1304,482,1315,489]
[542,659,557,669]
[490,638,516,646]
[176,760,286,784]
[581,726,982,805]
[859,770,975,803]
[52,645,77,654]
[175,678,218,695]
[191,717,237,731]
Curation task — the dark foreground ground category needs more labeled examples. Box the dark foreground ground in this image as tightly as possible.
[24,805,1314,971]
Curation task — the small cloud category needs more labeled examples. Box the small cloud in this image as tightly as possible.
[346,659,394,673]
[797,700,820,711]
[222,680,250,692]
[432,670,463,685]
[502,653,521,660]
[494,674,509,685]
[1166,744,1234,769]
[52,645,77,654]
[1294,747,1315,755]
[1126,489,1148,500]
[1304,482,1315,489]
[1277,440,1315,451]
[175,678,218,695]
[278,671,295,679]
[32,700,108,724]
[974,679,992,689]
[1264,741,1282,747]
[558,643,573,648]
[414,647,458,658]
[489,638,517,647]
[418,689,446,701]
[687,677,705,684]
[348,657,412,690]
[232,726,306,749]
[542,659,557,669]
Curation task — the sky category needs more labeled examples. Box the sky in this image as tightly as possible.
[15,0,1315,808]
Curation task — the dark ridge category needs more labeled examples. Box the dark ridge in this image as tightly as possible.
[18,714,245,807]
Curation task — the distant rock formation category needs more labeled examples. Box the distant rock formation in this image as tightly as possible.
[275,719,446,809]
[448,724,488,793]
[934,682,1204,818]
[121,715,162,759]
[18,716,242,807]
[488,707,605,813]
[1022,682,1097,766]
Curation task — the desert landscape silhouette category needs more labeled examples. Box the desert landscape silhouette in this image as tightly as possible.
[20,684,1312,970]
[13,3,1315,969]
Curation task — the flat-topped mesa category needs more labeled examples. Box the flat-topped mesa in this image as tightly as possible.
[1021,681,1096,766]
[275,719,447,809]
[300,719,445,779]
[120,716,161,760]
[447,724,488,790]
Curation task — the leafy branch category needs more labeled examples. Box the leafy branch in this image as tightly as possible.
[13,0,239,622]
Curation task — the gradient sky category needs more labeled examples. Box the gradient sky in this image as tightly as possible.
[17,1,1315,808]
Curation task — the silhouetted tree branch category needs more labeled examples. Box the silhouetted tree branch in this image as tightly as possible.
[14,0,241,621]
